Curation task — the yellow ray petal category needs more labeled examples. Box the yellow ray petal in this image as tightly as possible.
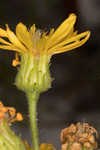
[0,38,12,45]
[42,32,48,38]
[63,31,90,45]
[52,14,76,39]
[46,14,76,49]
[0,45,23,52]
[48,28,55,38]
[65,28,76,39]
[0,28,7,37]
[48,31,90,55]
[30,24,36,35]
[6,24,27,52]
[48,31,90,52]
[16,23,34,51]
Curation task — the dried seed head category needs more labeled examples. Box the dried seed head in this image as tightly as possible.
[61,122,98,150]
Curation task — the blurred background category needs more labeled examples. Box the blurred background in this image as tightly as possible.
[0,0,100,149]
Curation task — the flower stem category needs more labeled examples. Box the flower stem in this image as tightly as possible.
[26,91,40,150]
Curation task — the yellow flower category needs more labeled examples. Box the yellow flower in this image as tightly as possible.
[0,14,90,93]
[0,13,90,66]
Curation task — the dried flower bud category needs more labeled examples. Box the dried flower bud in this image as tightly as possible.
[0,101,23,125]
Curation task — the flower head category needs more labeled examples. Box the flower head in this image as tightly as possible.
[0,14,90,64]
[0,14,90,93]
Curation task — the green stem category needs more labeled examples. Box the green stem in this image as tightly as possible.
[26,91,40,150]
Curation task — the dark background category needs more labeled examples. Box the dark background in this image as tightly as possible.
[0,0,100,148]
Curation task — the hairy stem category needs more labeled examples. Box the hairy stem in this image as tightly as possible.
[27,91,40,150]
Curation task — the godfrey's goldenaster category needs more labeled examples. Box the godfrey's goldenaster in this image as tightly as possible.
[0,13,91,150]
[0,13,90,93]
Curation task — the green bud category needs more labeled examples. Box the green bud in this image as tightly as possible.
[0,121,26,150]
[15,53,52,93]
